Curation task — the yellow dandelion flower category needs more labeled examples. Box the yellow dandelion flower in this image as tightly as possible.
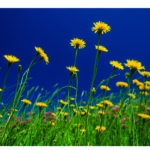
[95,45,108,53]
[138,113,150,119]
[63,112,69,116]
[57,107,61,110]
[80,129,86,132]
[147,107,150,111]
[81,111,86,116]
[73,109,79,114]
[79,106,84,109]
[60,112,64,115]
[84,109,87,113]
[35,47,49,64]
[139,71,150,78]
[21,99,32,105]
[124,59,145,74]
[100,85,111,91]
[139,85,150,91]
[60,100,68,105]
[98,110,105,115]
[141,91,149,96]
[49,121,55,126]
[96,103,103,108]
[70,98,75,101]
[95,126,106,131]
[66,66,79,73]
[51,113,56,116]
[145,81,150,86]
[74,124,82,127]
[12,109,18,112]
[70,38,86,49]
[133,79,140,86]
[110,61,124,70]
[116,81,128,88]
[101,100,113,106]
[4,55,20,64]
[128,93,136,99]
[91,87,96,95]
[36,102,47,107]
[0,114,3,118]
[70,104,75,108]
[0,89,3,92]
[89,106,96,110]
[92,21,111,35]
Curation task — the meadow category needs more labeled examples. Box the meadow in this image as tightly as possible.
[0,20,150,146]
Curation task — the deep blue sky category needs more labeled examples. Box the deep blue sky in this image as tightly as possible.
[0,9,150,103]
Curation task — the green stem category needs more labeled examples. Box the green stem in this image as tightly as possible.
[74,48,78,67]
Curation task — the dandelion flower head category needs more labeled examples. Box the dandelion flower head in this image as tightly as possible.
[21,99,32,105]
[110,61,124,70]
[4,55,20,63]
[70,38,86,49]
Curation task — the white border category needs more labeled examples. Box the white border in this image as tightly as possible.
[0,0,150,8]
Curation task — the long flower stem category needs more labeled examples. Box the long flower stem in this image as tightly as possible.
[74,48,78,67]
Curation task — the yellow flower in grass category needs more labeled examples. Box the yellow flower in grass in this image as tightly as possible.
[73,109,79,114]
[12,109,18,112]
[70,38,86,49]
[95,45,108,54]
[116,82,128,88]
[21,99,32,105]
[101,100,113,107]
[141,91,149,96]
[139,71,150,78]
[81,111,86,116]
[57,107,61,110]
[139,85,150,91]
[128,93,136,99]
[66,66,79,73]
[138,114,150,119]
[0,114,2,118]
[51,113,56,116]
[147,107,150,111]
[92,21,111,35]
[74,124,82,127]
[133,79,142,86]
[95,126,106,131]
[83,109,87,113]
[110,61,124,70]
[89,106,96,110]
[100,85,110,91]
[91,87,96,95]
[70,98,75,101]
[70,104,75,108]
[79,106,84,109]
[145,81,150,86]
[60,100,68,105]
[80,129,86,132]
[63,112,69,116]
[124,59,145,74]
[96,103,103,108]
[36,102,47,107]
[4,55,20,63]
[0,89,3,92]
[98,110,105,115]
[49,121,55,126]
[35,47,49,64]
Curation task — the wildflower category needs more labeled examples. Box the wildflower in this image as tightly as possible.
[0,89,2,92]
[66,66,79,74]
[74,124,82,127]
[18,64,22,73]
[124,59,145,75]
[49,121,55,126]
[145,81,150,86]
[95,45,108,55]
[98,110,105,115]
[95,126,106,131]
[79,106,84,109]
[139,85,150,91]
[21,99,32,105]
[82,101,86,104]
[70,98,75,101]
[96,103,103,109]
[4,55,20,66]
[100,85,110,92]
[57,107,61,111]
[43,119,46,123]
[133,79,142,87]
[73,109,79,115]
[92,21,111,35]
[0,114,2,118]
[116,81,128,88]
[122,124,125,129]
[70,104,75,108]
[138,113,150,119]
[139,71,150,78]
[110,61,124,70]
[63,113,69,116]
[70,38,86,49]
[80,129,86,132]
[12,109,18,112]
[81,111,86,116]
[51,113,56,116]
[101,100,113,107]
[36,102,47,107]
[83,109,87,113]
[121,118,126,122]
[89,106,96,110]
[112,106,119,111]
[128,93,136,99]
[125,72,130,80]
[35,47,49,64]
[91,87,96,95]
[141,91,149,96]
[60,100,68,106]
[135,119,138,123]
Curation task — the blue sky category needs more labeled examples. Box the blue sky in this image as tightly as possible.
[0,9,150,103]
